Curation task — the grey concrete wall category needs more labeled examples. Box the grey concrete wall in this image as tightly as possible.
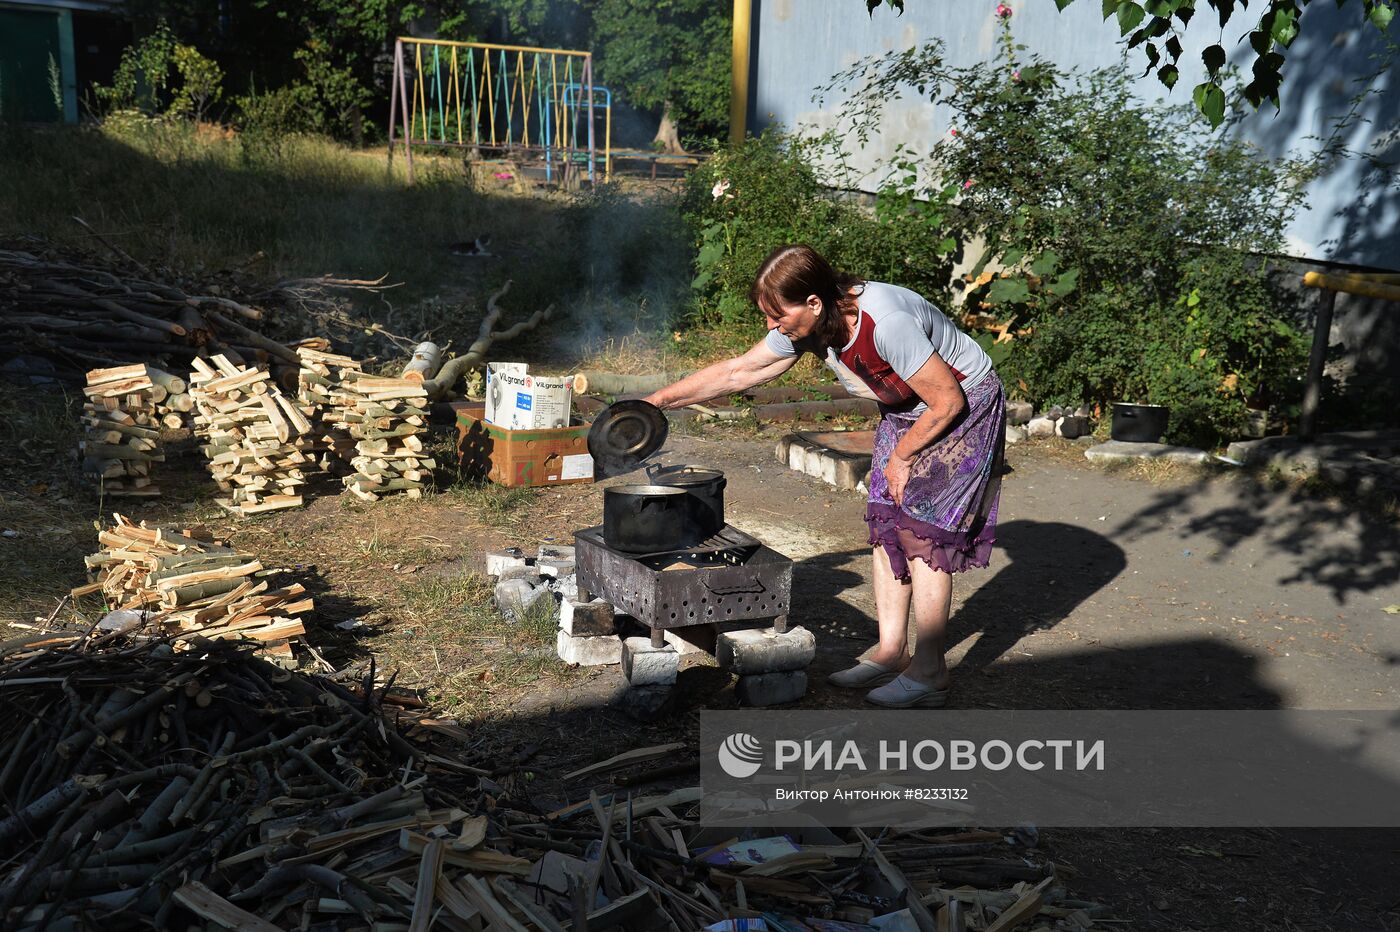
[749,0,1399,272]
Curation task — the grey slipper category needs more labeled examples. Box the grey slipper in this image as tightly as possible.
[865,673,950,709]
[827,659,899,688]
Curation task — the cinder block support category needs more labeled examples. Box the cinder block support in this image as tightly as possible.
[735,670,808,706]
[716,625,815,675]
[622,636,679,687]
[560,598,615,636]
[556,630,622,666]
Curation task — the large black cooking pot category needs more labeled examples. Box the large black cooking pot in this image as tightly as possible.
[603,485,705,553]
[1111,403,1170,443]
[646,464,726,539]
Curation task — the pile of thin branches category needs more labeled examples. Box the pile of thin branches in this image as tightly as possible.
[0,235,394,383]
[0,635,443,929]
[0,627,1116,930]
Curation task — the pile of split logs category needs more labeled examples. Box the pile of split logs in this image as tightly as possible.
[334,370,433,502]
[295,346,363,471]
[189,354,320,515]
[1,623,1117,930]
[79,365,192,497]
[71,513,311,665]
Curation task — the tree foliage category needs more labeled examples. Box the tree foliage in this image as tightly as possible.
[592,0,731,141]
[867,0,1395,126]
[827,12,1312,444]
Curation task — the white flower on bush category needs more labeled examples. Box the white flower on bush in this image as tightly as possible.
[712,179,734,200]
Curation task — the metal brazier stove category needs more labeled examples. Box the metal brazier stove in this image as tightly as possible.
[573,524,794,646]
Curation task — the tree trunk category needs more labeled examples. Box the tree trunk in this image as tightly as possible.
[653,102,685,155]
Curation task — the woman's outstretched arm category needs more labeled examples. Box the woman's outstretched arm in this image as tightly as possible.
[644,339,797,410]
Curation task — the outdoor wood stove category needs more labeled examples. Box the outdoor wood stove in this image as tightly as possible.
[573,523,793,646]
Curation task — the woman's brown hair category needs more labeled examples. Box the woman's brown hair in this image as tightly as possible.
[750,244,864,349]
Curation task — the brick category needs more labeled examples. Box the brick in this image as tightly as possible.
[555,629,622,666]
[716,626,815,675]
[734,670,808,706]
[621,637,679,687]
[560,598,615,637]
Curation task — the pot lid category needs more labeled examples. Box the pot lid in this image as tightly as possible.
[646,464,723,484]
[587,399,669,478]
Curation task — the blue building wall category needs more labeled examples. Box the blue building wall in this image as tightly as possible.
[748,0,1399,270]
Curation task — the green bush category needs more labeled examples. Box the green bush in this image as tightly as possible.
[681,129,956,342]
[822,12,1312,446]
[93,23,223,123]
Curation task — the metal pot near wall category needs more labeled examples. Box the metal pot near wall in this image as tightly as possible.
[1111,403,1170,443]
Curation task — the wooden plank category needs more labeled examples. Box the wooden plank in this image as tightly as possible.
[855,828,940,932]
[173,881,283,932]
[407,838,445,932]
[562,742,687,782]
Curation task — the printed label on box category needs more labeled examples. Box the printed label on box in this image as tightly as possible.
[485,362,573,429]
[561,453,594,480]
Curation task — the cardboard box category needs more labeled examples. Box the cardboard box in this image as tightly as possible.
[484,362,576,430]
[453,402,594,488]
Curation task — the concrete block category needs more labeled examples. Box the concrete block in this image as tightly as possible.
[735,670,808,706]
[497,564,539,583]
[556,629,622,666]
[560,598,615,637]
[818,451,873,490]
[1004,400,1033,426]
[716,626,815,675]
[1005,425,1028,445]
[622,636,679,687]
[537,543,575,562]
[494,577,537,618]
[486,549,530,577]
[618,684,673,721]
[1027,416,1057,437]
[537,558,575,579]
[1084,440,1210,464]
[1056,415,1090,439]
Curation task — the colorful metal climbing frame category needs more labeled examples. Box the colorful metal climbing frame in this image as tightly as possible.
[387,37,610,184]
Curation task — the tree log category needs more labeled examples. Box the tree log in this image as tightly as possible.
[575,370,693,395]
[400,342,443,382]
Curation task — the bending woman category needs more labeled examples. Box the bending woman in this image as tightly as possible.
[644,244,1005,708]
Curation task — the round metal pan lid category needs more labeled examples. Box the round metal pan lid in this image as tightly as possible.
[587,399,669,477]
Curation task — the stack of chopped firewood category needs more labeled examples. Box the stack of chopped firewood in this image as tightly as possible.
[333,370,434,501]
[295,345,363,472]
[71,513,311,665]
[78,363,195,498]
[188,354,320,515]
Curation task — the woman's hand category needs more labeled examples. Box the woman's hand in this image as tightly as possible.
[885,451,913,507]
